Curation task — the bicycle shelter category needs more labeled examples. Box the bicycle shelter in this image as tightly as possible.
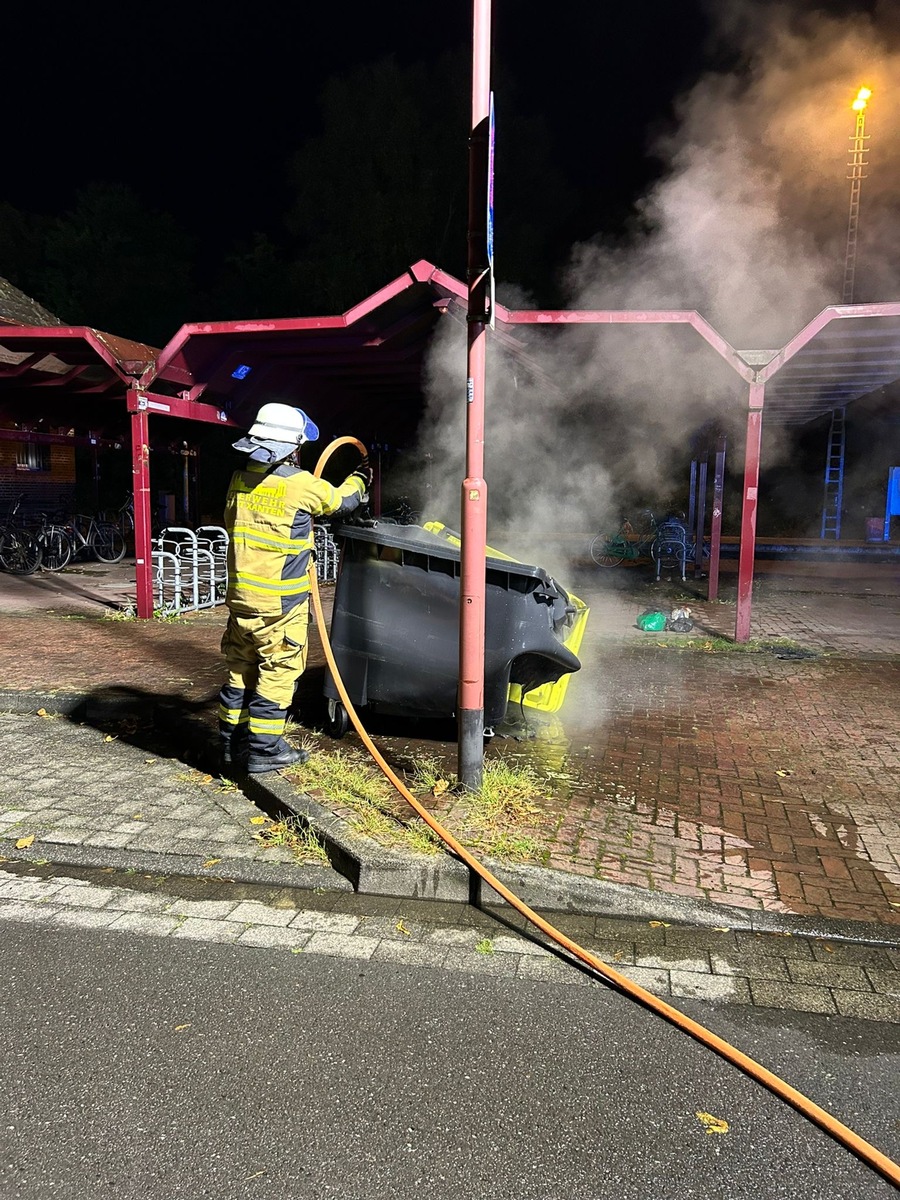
[2,261,900,639]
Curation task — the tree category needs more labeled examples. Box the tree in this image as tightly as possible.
[41,182,196,346]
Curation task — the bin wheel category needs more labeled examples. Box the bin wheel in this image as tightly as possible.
[325,700,350,739]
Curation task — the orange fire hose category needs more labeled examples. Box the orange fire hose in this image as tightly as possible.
[312,437,900,1191]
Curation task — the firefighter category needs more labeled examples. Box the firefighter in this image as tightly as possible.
[217,402,371,773]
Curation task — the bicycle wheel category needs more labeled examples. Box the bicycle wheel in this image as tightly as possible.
[590,533,626,567]
[41,527,73,571]
[0,529,42,575]
[90,523,127,563]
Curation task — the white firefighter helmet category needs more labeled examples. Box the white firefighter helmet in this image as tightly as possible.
[247,402,319,445]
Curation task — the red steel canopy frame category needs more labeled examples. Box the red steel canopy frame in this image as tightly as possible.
[3,280,899,635]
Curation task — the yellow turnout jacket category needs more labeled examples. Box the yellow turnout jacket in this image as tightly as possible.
[224,460,365,616]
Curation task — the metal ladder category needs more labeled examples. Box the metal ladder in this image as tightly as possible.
[820,406,846,539]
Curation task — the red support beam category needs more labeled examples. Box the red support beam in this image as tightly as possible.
[130,403,154,619]
[735,384,765,642]
[125,389,238,427]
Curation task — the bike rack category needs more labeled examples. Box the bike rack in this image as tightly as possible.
[152,526,229,614]
[314,523,340,583]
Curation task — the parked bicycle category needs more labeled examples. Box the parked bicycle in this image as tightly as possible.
[31,511,74,572]
[379,496,422,526]
[0,495,42,575]
[589,509,660,567]
[60,512,128,564]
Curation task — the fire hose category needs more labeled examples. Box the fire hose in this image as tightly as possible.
[312,436,900,1191]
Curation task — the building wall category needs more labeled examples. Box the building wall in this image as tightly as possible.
[0,438,77,522]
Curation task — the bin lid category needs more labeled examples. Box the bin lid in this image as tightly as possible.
[334,522,556,583]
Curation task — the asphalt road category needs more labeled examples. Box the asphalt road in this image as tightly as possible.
[1,924,898,1199]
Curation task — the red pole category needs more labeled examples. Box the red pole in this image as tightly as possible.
[707,433,726,601]
[735,385,764,642]
[458,0,492,790]
[130,401,154,619]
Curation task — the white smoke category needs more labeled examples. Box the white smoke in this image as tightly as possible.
[407,1,900,564]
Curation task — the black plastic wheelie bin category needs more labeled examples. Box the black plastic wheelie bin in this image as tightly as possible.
[322,521,583,737]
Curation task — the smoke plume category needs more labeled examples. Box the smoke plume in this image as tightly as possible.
[407,0,900,563]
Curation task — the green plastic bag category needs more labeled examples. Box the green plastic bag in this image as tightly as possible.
[637,610,667,632]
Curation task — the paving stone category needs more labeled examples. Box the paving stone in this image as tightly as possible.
[442,947,521,977]
[786,960,872,991]
[303,931,379,960]
[224,900,295,926]
[237,926,311,950]
[51,908,120,931]
[106,912,183,937]
[635,951,711,973]
[733,933,815,960]
[670,970,753,1005]
[810,941,897,968]
[0,879,66,902]
[490,934,552,957]
[832,990,900,1023]
[425,927,482,947]
[709,955,791,982]
[50,883,115,908]
[0,901,58,923]
[749,979,837,1015]
[371,941,449,970]
[106,890,176,914]
[44,831,89,846]
[516,956,592,986]
[863,967,900,996]
[161,898,237,920]
[615,965,671,995]
[289,911,361,935]
[173,918,242,944]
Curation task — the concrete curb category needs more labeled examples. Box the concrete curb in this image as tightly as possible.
[3,687,900,949]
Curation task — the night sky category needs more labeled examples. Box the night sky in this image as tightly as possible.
[7,2,714,260]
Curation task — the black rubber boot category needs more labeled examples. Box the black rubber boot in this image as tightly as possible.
[220,730,250,770]
[245,738,310,774]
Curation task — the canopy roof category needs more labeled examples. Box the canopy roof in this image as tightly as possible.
[0,265,898,437]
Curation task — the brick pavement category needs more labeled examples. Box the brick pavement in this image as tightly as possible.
[0,561,898,933]
[1,860,898,1022]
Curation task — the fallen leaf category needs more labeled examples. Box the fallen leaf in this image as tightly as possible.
[775,769,793,778]
[103,735,117,743]
[713,927,731,933]
[432,779,450,797]
[249,816,268,825]
[696,1111,729,1135]
[15,835,35,849]
[37,708,51,718]
[202,858,221,868]
[395,920,411,937]
[174,1023,191,1032]
[649,921,671,929]
[821,943,834,953]
[132,814,143,821]
[144,759,156,765]
[289,946,304,955]
[198,775,213,786]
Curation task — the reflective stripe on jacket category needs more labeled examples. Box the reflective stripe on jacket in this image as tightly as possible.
[224,461,364,616]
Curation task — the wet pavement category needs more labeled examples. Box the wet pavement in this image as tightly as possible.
[0,556,898,936]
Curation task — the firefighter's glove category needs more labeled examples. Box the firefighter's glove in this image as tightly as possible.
[349,463,373,489]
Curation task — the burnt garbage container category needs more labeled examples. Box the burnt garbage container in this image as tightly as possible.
[322,521,583,737]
